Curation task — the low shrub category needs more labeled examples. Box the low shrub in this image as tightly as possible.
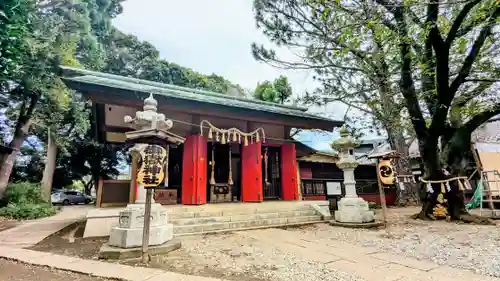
[368,201,382,209]
[0,182,57,220]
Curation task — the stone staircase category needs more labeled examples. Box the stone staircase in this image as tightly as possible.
[168,203,327,236]
[83,201,331,238]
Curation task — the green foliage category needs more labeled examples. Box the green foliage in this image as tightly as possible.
[0,182,57,220]
[0,0,34,85]
[253,76,292,103]
[102,29,239,94]
[0,203,57,220]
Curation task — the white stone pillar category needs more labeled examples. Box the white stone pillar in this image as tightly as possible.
[343,167,357,198]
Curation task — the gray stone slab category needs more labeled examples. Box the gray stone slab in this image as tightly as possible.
[330,220,384,228]
[370,252,439,271]
[99,239,181,260]
[63,259,163,281]
[146,272,223,281]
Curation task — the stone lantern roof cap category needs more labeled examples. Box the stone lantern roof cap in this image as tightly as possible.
[143,93,158,112]
[331,125,360,150]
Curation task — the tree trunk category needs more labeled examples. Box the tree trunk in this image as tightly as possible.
[0,136,24,198]
[40,131,57,200]
[0,94,38,199]
[414,134,493,224]
[386,128,419,206]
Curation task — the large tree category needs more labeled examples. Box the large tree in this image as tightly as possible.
[253,75,293,104]
[252,0,419,204]
[0,0,248,198]
[0,0,123,197]
[253,0,500,219]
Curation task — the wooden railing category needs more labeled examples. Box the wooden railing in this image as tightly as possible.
[301,178,329,197]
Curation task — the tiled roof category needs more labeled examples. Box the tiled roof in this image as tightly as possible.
[472,119,500,143]
[60,66,342,127]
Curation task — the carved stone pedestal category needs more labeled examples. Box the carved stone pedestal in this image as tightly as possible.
[209,183,232,203]
[108,203,173,248]
[334,197,375,223]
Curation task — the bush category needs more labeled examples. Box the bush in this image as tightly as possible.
[0,182,57,220]
[368,201,382,209]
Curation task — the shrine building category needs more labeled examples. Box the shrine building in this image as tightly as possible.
[61,66,343,207]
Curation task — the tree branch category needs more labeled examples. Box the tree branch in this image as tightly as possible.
[445,0,482,46]
[392,6,428,140]
[449,7,500,96]
[464,104,500,133]
[452,81,493,108]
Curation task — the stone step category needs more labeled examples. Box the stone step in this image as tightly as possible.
[170,210,318,225]
[173,215,323,235]
[168,206,315,219]
[165,203,313,214]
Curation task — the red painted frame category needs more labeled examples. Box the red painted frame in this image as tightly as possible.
[181,135,207,204]
[241,141,263,202]
[281,143,299,200]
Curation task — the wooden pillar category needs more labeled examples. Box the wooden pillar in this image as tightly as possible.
[296,160,303,200]
[181,135,207,205]
[241,141,263,202]
[96,178,103,208]
[281,143,299,200]
[129,152,139,203]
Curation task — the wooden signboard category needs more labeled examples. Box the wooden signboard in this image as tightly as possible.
[137,145,167,188]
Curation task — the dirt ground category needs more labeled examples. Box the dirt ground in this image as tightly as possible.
[0,218,20,232]
[29,207,500,281]
[0,259,112,281]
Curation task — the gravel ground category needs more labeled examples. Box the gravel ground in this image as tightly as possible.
[0,259,112,281]
[30,207,500,281]
[289,207,500,278]
[139,232,367,281]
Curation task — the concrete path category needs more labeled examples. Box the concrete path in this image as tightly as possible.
[0,206,91,248]
[237,228,500,281]
[0,245,222,281]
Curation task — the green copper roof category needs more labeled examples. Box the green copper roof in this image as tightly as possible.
[60,66,342,127]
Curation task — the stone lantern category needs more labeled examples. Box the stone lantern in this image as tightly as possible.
[100,93,183,259]
[331,126,375,223]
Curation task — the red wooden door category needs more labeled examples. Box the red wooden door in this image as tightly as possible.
[241,141,263,202]
[281,143,298,200]
[181,135,207,205]
[196,136,207,204]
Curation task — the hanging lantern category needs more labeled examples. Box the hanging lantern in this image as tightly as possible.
[244,136,248,146]
[238,134,242,144]
[208,128,213,139]
[216,131,220,142]
[445,181,451,192]
[250,135,254,144]
[221,132,226,144]
[256,132,260,142]
[232,131,238,142]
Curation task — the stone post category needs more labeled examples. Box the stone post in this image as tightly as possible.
[331,126,375,223]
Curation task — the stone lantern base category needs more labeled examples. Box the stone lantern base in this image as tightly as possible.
[334,197,375,223]
[107,203,174,248]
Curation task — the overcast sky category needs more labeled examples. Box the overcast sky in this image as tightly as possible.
[113,0,318,94]
[112,0,353,151]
